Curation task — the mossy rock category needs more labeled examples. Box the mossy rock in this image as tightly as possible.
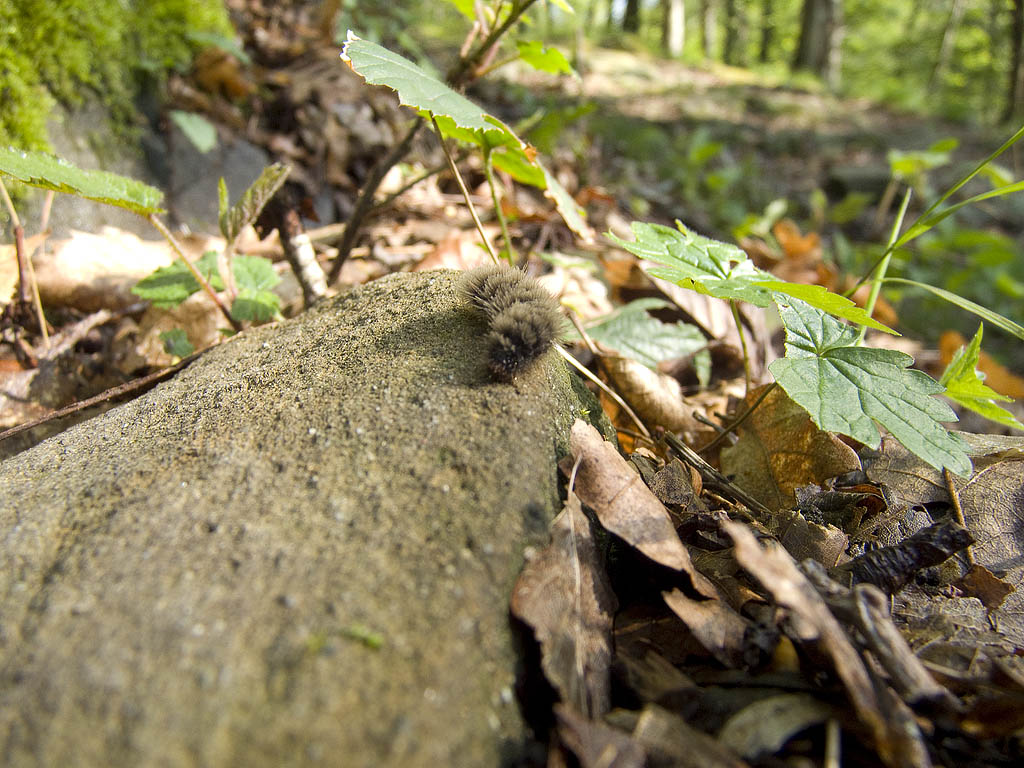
[0,270,609,767]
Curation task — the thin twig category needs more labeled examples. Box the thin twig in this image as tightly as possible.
[698,382,778,455]
[370,161,450,214]
[943,468,975,566]
[554,344,651,440]
[856,188,912,345]
[431,115,500,265]
[483,146,514,261]
[0,351,202,445]
[148,214,242,333]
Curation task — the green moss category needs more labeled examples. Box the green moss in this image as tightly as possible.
[0,0,235,151]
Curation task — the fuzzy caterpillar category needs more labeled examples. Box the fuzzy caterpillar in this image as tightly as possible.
[459,265,564,381]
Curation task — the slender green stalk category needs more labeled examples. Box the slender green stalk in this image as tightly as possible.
[483,146,515,262]
[855,188,911,345]
[148,214,242,333]
[729,300,751,395]
[432,116,499,265]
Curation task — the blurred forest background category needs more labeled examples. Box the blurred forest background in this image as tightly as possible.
[1,0,1022,372]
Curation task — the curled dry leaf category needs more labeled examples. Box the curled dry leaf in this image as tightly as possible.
[955,563,1016,612]
[717,693,834,760]
[662,588,749,669]
[722,521,897,764]
[568,420,717,597]
[555,704,645,768]
[600,351,702,437]
[510,492,617,718]
[632,704,750,768]
[720,384,862,512]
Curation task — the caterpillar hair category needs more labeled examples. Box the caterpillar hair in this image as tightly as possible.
[459,265,564,381]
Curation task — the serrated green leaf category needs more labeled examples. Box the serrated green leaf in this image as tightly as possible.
[516,41,576,77]
[342,33,519,144]
[609,221,776,306]
[231,291,280,323]
[159,328,195,358]
[222,164,291,244]
[169,110,218,154]
[882,277,1024,341]
[131,252,224,308]
[757,281,898,334]
[769,298,971,476]
[0,147,164,215]
[232,255,281,294]
[939,324,1024,431]
[585,298,707,369]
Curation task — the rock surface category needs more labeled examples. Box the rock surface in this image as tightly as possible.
[0,270,598,767]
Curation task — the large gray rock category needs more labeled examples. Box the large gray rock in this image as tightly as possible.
[0,270,597,767]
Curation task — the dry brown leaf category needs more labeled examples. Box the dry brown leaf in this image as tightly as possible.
[631,704,750,768]
[662,588,749,668]
[720,384,862,512]
[555,704,645,768]
[600,352,702,437]
[568,420,718,597]
[717,693,834,760]
[723,521,896,763]
[510,492,617,717]
[955,563,1016,612]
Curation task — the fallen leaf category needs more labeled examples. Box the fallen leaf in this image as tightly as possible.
[555,704,645,768]
[510,491,617,717]
[600,351,702,437]
[568,420,717,597]
[717,693,834,760]
[720,384,862,511]
[662,588,750,668]
[955,563,1015,612]
[631,704,750,768]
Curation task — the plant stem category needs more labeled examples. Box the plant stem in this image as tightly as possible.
[729,300,751,395]
[432,115,500,265]
[328,119,423,284]
[483,146,515,262]
[148,214,243,333]
[856,188,911,346]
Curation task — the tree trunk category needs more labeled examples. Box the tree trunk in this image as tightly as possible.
[723,0,747,66]
[792,0,843,89]
[662,0,686,58]
[759,0,774,63]
[1005,0,1024,121]
[623,0,641,32]
[700,0,717,59]
[929,0,967,89]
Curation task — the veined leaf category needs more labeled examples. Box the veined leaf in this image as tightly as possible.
[940,324,1024,431]
[0,147,164,215]
[342,32,519,144]
[757,281,898,334]
[220,163,291,243]
[169,110,217,154]
[131,252,224,307]
[609,221,775,306]
[159,328,195,358]
[584,298,707,370]
[769,298,971,477]
[882,277,1024,341]
[230,255,281,323]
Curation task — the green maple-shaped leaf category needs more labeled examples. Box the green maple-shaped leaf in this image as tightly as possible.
[230,255,281,323]
[769,298,971,476]
[940,324,1024,431]
[609,222,896,332]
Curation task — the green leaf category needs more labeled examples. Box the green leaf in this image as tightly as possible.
[230,255,281,323]
[609,221,775,306]
[220,163,291,243]
[342,32,519,144]
[882,277,1024,341]
[516,41,575,77]
[894,179,1024,249]
[0,147,164,215]
[757,281,898,334]
[939,324,1024,431]
[768,298,971,476]
[540,161,595,242]
[585,298,707,369]
[131,252,224,308]
[169,110,218,154]
[548,0,575,13]
[159,328,195,358]
[443,0,476,19]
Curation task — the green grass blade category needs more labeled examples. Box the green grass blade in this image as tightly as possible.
[883,277,1024,340]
